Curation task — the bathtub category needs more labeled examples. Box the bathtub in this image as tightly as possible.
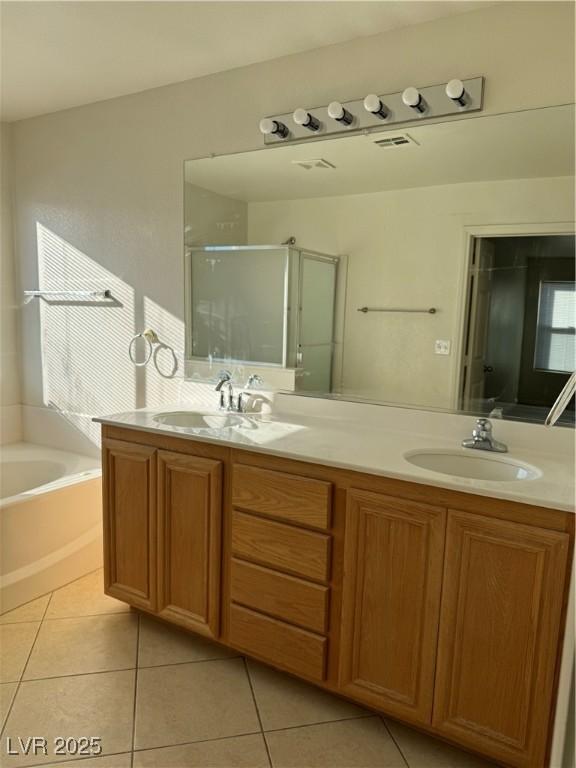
[0,442,102,613]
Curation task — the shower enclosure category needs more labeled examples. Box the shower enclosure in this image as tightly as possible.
[185,245,339,391]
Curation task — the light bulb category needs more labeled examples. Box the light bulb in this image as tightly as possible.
[446,79,467,107]
[293,108,321,132]
[363,94,388,120]
[259,118,289,138]
[402,87,426,114]
[327,101,354,126]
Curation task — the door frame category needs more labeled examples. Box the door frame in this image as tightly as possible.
[452,222,576,410]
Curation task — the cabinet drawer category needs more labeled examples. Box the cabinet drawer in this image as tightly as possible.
[231,510,331,582]
[229,604,327,681]
[231,558,329,634]
[232,464,332,530]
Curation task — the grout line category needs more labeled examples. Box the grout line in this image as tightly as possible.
[130,613,141,767]
[5,654,245,686]
[381,717,410,768]
[0,591,53,741]
[262,712,374,735]
[131,730,263,754]
[243,658,273,768]
[38,609,132,623]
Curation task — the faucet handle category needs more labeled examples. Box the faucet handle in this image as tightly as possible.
[245,374,264,389]
[473,418,492,437]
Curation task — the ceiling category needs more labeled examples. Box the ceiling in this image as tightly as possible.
[1,1,489,122]
[184,105,575,200]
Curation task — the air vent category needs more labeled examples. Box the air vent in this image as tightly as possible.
[291,158,336,171]
[371,134,418,148]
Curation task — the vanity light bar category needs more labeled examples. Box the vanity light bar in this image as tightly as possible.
[260,76,484,144]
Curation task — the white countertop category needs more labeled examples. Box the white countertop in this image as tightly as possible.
[94,396,575,513]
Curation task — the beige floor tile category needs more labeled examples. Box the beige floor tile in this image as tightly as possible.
[0,595,50,624]
[247,660,367,731]
[0,682,18,730]
[138,615,237,668]
[266,716,406,768]
[42,754,132,768]
[134,658,260,751]
[385,719,496,767]
[45,570,129,619]
[133,734,270,767]
[23,614,138,680]
[1,670,135,766]
[0,622,40,683]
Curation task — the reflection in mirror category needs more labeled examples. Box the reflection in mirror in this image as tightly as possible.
[184,105,575,425]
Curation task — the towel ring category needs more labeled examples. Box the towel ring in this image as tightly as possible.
[129,329,159,366]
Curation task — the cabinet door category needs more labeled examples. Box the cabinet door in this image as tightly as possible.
[433,511,569,768]
[102,439,157,610]
[339,489,446,725]
[157,451,223,638]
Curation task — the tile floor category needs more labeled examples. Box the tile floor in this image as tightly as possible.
[0,570,495,768]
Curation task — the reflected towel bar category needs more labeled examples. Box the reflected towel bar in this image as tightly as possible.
[24,290,112,300]
[357,306,437,314]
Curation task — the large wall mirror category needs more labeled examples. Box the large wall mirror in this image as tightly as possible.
[184,104,575,426]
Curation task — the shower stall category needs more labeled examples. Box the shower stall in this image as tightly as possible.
[185,245,340,392]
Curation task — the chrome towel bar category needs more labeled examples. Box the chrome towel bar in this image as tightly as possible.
[24,290,112,300]
[357,306,437,314]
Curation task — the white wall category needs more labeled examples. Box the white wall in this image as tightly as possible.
[0,123,22,443]
[9,2,575,447]
[248,176,575,407]
[184,182,247,247]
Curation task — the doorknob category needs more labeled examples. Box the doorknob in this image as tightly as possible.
[483,365,494,373]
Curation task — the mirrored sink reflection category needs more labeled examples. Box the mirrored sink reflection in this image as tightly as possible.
[404,450,540,482]
[153,411,245,430]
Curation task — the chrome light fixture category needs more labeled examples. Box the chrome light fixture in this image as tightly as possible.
[293,108,321,132]
[445,78,467,107]
[363,94,388,120]
[402,87,426,114]
[327,101,354,126]
[259,118,289,139]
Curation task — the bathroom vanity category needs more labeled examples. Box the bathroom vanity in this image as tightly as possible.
[97,411,574,768]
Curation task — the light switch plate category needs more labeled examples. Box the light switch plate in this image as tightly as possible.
[435,339,451,355]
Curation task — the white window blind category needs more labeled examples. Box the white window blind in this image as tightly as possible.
[534,281,576,373]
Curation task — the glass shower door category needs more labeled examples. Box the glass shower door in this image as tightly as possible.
[298,253,337,391]
[188,246,289,365]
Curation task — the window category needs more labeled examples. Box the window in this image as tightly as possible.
[534,281,576,373]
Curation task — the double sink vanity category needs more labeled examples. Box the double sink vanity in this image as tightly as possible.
[95,396,574,768]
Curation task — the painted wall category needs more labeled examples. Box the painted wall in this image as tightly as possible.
[0,123,22,443]
[248,176,575,408]
[9,1,575,447]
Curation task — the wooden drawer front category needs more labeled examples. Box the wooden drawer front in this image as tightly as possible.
[232,464,332,530]
[231,558,329,634]
[229,604,327,681]
[231,510,330,582]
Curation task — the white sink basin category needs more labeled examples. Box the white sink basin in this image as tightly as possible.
[404,450,540,482]
[153,411,244,430]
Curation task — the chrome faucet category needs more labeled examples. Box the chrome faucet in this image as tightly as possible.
[462,418,508,453]
[215,370,234,411]
[215,371,264,413]
[237,374,264,413]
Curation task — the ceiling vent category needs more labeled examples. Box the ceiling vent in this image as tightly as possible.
[371,133,418,148]
[291,158,336,171]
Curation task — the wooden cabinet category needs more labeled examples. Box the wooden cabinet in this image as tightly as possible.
[102,436,224,634]
[338,489,446,725]
[101,426,573,768]
[157,451,222,638]
[433,511,570,768]
[102,438,157,611]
